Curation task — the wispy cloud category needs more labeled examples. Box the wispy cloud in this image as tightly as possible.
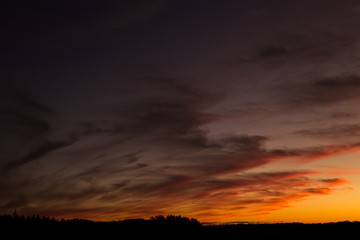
[295,124,360,139]
[0,82,357,221]
[3,0,360,224]
[281,75,360,108]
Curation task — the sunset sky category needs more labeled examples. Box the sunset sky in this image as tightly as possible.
[2,0,360,223]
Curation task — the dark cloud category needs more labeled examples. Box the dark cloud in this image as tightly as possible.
[0,108,50,135]
[3,196,29,209]
[0,90,53,132]
[3,138,77,172]
[329,112,358,119]
[194,171,315,198]
[219,0,360,68]
[12,90,54,115]
[321,178,347,184]
[259,45,289,58]
[295,124,360,139]
[0,90,81,173]
[279,142,360,162]
[280,75,360,108]
[304,188,331,194]
[256,32,356,61]
[0,91,54,169]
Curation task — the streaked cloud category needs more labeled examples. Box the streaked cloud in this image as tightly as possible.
[2,0,360,223]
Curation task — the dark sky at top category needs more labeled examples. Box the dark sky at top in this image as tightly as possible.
[2,0,360,222]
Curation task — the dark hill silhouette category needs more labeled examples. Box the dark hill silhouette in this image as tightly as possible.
[1,212,360,239]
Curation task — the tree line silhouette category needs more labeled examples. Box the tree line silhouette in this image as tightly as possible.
[0,211,200,226]
[1,211,360,239]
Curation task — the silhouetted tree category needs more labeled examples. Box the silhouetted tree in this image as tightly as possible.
[149,215,200,226]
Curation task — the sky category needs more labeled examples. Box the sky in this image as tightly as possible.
[2,0,360,223]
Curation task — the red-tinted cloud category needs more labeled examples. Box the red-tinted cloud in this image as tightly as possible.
[1,84,358,222]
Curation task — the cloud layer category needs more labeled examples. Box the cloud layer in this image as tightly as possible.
[2,0,360,223]
[0,81,356,222]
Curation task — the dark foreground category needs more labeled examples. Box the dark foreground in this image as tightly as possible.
[1,214,360,239]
